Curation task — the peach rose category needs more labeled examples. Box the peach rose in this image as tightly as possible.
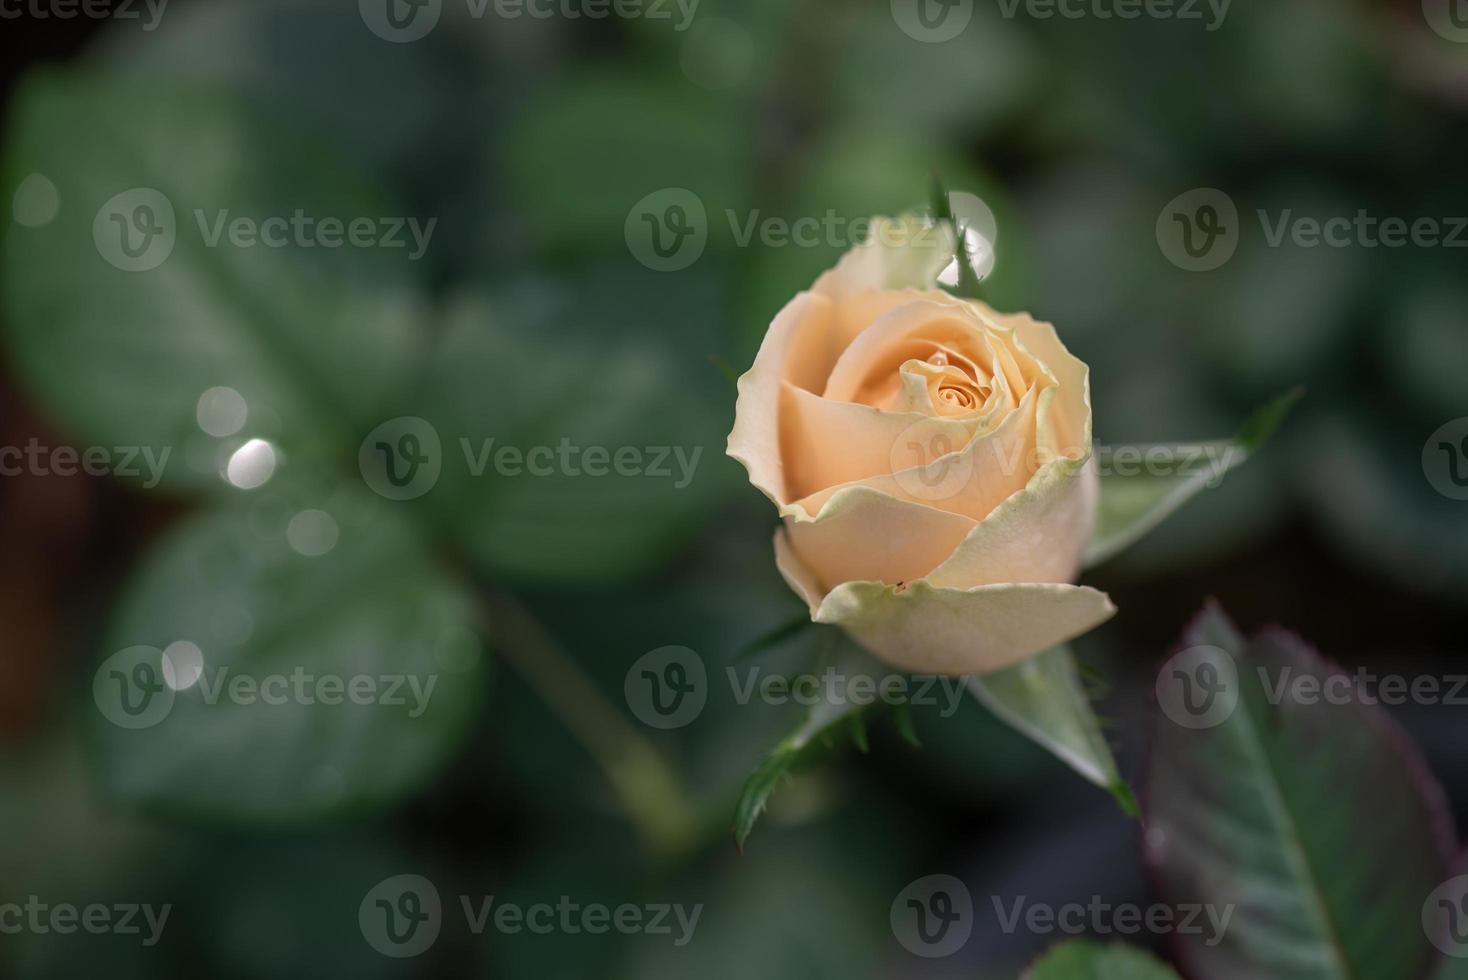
[727,217,1114,676]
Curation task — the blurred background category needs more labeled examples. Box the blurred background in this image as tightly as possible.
[1,0,1467,976]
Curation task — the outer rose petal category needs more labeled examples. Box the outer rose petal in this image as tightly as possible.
[728,288,966,508]
[989,306,1092,459]
[814,216,955,298]
[727,291,837,508]
[728,219,973,509]
[783,487,976,592]
[924,456,1099,589]
[775,529,1115,676]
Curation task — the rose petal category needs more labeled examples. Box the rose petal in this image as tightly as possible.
[924,456,1099,589]
[729,220,973,508]
[776,530,1115,675]
[781,488,976,593]
[793,385,1042,523]
[779,381,978,502]
[727,290,837,507]
[814,215,955,298]
[823,295,991,404]
[991,306,1092,460]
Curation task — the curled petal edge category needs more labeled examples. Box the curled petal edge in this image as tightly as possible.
[775,528,1116,676]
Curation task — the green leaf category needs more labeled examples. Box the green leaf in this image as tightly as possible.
[504,70,744,256]
[1146,604,1454,980]
[732,644,886,850]
[1,70,426,495]
[90,480,487,823]
[1085,388,1301,568]
[97,0,488,194]
[732,698,872,851]
[833,5,1038,142]
[1023,940,1181,979]
[417,294,732,586]
[968,645,1134,813]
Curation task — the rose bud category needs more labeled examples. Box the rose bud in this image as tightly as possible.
[727,216,1114,676]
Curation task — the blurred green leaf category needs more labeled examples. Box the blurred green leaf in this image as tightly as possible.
[968,645,1133,813]
[1,70,427,494]
[1023,940,1180,979]
[1387,278,1468,427]
[1197,185,1362,396]
[96,0,489,194]
[1146,605,1454,980]
[92,481,486,823]
[1297,409,1468,600]
[503,71,746,257]
[419,295,733,585]
[831,5,1038,141]
[1086,389,1300,568]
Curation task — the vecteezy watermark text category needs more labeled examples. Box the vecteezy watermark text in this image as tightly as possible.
[0,0,166,29]
[889,0,1226,43]
[0,898,171,947]
[1157,644,1468,730]
[0,439,170,488]
[358,0,698,43]
[624,191,956,272]
[989,895,1234,946]
[92,188,437,272]
[359,417,705,501]
[993,0,1230,30]
[460,438,701,488]
[623,646,969,730]
[1158,188,1468,271]
[94,645,440,730]
[726,665,967,717]
[889,875,1232,958]
[193,210,436,261]
[358,875,701,958]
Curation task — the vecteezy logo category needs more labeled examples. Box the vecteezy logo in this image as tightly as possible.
[1442,438,1468,485]
[360,874,442,958]
[891,417,976,503]
[359,0,442,42]
[93,188,176,272]
[1424,876,1468,957]
[93,646,176,730]
[1423,0,1468,42]
[890,874,972,957]
[359,417,443,500]
[624,645,707,729]
[1156,644,1240,730]
[1156,188,1240,272]
[891,0,973,42]
[1424,418,1468,501]
[624,188,708,272]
